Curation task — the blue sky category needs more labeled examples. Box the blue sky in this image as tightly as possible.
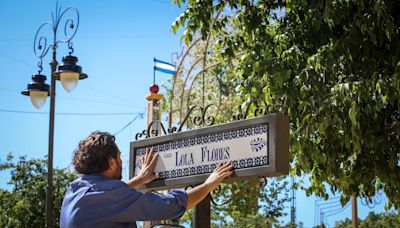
[0,0,389,227]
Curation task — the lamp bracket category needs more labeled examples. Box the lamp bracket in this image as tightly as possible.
[68,42,74,55]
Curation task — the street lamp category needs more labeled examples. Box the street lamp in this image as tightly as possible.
[21,4,87,228]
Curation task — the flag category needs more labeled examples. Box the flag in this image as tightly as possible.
[154,58,176,74]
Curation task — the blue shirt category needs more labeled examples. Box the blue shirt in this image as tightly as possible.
[60,174,187,228]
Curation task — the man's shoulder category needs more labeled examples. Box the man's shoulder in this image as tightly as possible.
[71,174,128,192]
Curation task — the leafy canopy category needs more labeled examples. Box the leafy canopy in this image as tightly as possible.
[334,211,400,228]
[172,0,400,209]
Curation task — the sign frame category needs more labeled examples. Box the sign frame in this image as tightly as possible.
[130,113,289,191]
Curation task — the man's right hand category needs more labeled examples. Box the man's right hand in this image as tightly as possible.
[204,161,234,192]
[186,161,234,209]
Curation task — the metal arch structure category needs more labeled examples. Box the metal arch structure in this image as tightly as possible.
[314,192,384,227]
[360,191,384,209]
[132,2,289,227]
[137,49,284,209]
[136,0,284,205]
[166,2,236,129]
[314,196,347,226]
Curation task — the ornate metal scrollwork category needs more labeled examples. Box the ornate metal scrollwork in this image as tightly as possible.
[147,120,167,137]
[135,120,181,140]
[177,105,202,132]
[136,99,275,138]
[168,127,177,134]
[212,184,223,195]
[360,191,383,209]
[193,116,203,126]
[135,130,147,140]
[174,103,231,132]
[202,103,230,126]
[210,185,233,206]
[209,177,268,206]
[258,177,268,188]
[233,99,271,121]
[33,4,80,59]
[210,194,232,207]
[34,23,53,58]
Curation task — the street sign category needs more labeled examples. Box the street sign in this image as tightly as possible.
[130,113,289,191]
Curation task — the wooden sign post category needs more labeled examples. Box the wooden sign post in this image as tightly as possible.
[142,86,173,228]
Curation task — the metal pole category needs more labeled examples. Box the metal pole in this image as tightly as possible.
[193,193,210,228]
[28,5,81,226]
[45,45,57,228]
[352,195,358,228]
[153,66,156,85]
[291,175,296,227]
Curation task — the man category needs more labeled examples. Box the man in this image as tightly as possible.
[60,131,233,227]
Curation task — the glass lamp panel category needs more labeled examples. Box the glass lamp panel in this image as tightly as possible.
[60,72,79,92]
[29,90,48,109]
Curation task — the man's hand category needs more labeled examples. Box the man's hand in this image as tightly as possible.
[138,147,160,184]
[127,147,159,189]
[204,161,234,192]
[186,161,233,209]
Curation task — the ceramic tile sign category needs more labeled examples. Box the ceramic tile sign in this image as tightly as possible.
[130,113,289,191]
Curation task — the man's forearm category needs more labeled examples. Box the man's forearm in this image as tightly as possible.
[186,182,212,209]
[129,176,213,208]
[126,176,144,189]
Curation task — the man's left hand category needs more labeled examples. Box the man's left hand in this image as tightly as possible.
[127,147,159,188]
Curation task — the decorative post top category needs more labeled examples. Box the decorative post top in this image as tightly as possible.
[146,83,164,101]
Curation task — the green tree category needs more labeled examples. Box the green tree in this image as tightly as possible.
[334,218,352,228]
[172,0,400,209]
[0,153,77,227]
[212,177,289,227]
[179,177,290,227]
[334,212,400,228]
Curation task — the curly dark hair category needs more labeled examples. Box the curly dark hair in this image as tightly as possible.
[73,131,118,174]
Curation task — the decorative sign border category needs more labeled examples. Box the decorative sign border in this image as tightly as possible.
[134,125,269,180]
[130,113,289,191]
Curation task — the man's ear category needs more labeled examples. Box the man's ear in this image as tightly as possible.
[108,157,116,169]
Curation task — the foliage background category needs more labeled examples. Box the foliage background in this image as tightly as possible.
[0,154,77,227]
[171,0,400,210]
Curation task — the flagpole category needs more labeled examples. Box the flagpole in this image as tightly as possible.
[153,58,156,84]
[153,67,155,84]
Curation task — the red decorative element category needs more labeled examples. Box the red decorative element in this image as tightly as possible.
[150,84,159,94]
